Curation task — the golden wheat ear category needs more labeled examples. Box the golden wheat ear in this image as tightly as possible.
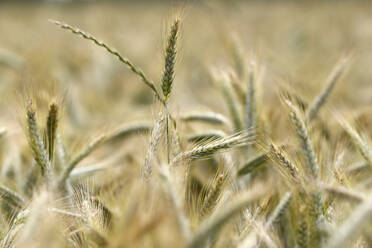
[172,131,255,165]
[187,130,226,144]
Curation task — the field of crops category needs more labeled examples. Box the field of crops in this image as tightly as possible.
[1,1,372,247]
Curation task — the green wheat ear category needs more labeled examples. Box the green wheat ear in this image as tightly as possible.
[161,18,179,102]
[26,101,51,178]
[46,102,58,164]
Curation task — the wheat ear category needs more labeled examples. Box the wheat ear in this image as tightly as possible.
[142,115,165,180]
[296,205,309,248]
[269,143,300,182]
[285,99,319,179]
[172,132,254,164]
[161,18,179,101]
[161,18,179,163]
[200,173,227,218]
[26,101,51,179]
[187,130,226,144]
[46,102,58,164]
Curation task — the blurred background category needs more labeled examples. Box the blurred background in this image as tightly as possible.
[1,0,372,140]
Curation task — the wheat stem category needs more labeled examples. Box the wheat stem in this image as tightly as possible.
[51,19,164,104]
[327,198,372,248]
[307,57,348,121]
[59,135,106,187]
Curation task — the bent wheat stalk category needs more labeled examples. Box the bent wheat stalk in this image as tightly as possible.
[51,19,164,104]
[59,134,106,187]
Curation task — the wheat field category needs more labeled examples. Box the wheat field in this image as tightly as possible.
[1,1,372,247]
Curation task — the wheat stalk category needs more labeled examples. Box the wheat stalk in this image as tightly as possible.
[158,164,191,241]
[341,119,372,168]
[319,183,365,203]
[327,198,372,248]
[106,122,152,144]
[238,151,268,176]
[0,185,25,210]
[59,134,106,187]
[245,60,258,136]
[180,111,231,126]
[307,56,349,121]
[265,191,292,229]
[187,189,264,248]
[50,19,164,104]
